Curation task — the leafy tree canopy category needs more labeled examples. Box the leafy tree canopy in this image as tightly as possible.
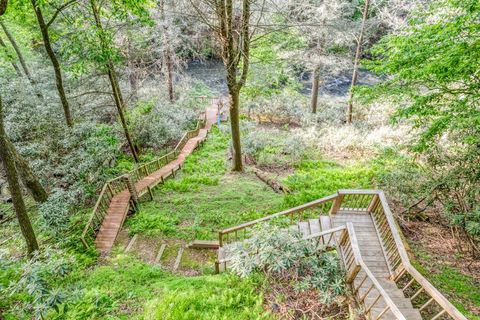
[360,0,480,152]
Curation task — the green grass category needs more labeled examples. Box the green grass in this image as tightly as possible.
[125,127,284,240]
[412,248,480,319]
[282,158,377,207]
[50,254,268,320]
[143,273,269,320]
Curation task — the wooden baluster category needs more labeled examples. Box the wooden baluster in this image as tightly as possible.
[411,287,424,301]
[419,297,434,312]
[360,284,374,302]
[402,278,415,292]
[365,293,382,315]
[330,194,344,215]
[374,306,390,320]
[355,274,368,295]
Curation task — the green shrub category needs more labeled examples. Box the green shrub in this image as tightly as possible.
[226,224,345,305]
[146,274,269,320]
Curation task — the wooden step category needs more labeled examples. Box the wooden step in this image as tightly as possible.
[125,234,138,252]
[155,243,167,263]
[298,221,310,237]
[187,240,220,249]
[320,215,332,231]
[173,246,185,271]
[308,219,321,235]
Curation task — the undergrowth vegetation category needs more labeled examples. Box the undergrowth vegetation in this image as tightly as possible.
[1,251,268,320]
[126,127,285,240]
[226,224,347,318]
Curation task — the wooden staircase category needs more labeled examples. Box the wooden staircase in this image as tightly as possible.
[80,97,226,254]
[216,190,467,320]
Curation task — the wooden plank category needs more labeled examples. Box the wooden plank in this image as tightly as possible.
[298,221,310,237]
[155,243,167,263]
[173,246,185,271]
[187,240,220,249]
[320,216,332,231]
[308,219,321,234]
[125,234,137,252]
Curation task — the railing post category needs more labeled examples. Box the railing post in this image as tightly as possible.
[147,186,154,201]
[219,231,224,247]
[329,194,344,215]
[367,194,379,212]
[124,174,139,208]
[346,264,361,284]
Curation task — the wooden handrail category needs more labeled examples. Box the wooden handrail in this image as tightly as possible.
[217,189,467,320]
[80,104,217,249]
[345,222,407,320]
[219,194,337,235]
[375,191,468,320]
[218,222,407,319]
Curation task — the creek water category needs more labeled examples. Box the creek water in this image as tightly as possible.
[185,59,378,97]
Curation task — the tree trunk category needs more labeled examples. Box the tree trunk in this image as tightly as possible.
[0,20,35,83]
[229,90,243,171]
[159,0,174,102]
[30,0,73,127]
[310,65,321,114]
[5,139,48,202]
[0,0,7,15]
[165,51,174,102]
[0,95,39,256]
[90,0,139,163]
[347,0,370,124]
[108,68,139,163]
[195,0,250,171]
[0,33,21,75]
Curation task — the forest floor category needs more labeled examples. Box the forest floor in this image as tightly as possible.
[403,213,480,318]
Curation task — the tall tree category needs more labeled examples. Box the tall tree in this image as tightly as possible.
[0,20,35,84]
[30,0,73,127]
[191,0,254,171]
[159,0,175,102]
[5,139,48,202]
[346,0,370,124]
[0,94,39,256]
[310,62,321,114]
[284,0,354,114]
[89,0,139,162]
[0,33,21,75]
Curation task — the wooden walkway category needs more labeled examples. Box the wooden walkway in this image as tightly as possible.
[94,106,219,254]
[217,190,467,320]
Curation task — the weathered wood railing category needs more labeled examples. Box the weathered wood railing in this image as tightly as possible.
[217,190,467,320]
[367,191,467,320]
[80,110,211,249]
[218,194,337,247]
[80,174,130,248]
[339,222,407,320]
[218,222,407,319]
